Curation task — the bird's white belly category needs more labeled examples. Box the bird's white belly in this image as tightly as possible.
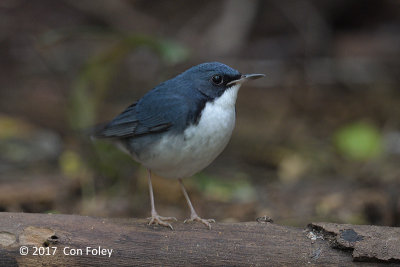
[138,85,240,178]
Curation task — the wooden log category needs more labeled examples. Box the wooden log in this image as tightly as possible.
[0,212,399,266]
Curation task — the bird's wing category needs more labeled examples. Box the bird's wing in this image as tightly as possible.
[92,90,192,139]
[91,103,145,138]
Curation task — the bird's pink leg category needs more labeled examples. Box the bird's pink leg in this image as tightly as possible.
[146,169,176,229]
[178,178,215,229]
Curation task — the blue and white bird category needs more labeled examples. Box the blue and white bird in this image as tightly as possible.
[93,62,264,229]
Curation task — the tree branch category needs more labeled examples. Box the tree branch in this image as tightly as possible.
[0,212,398,266]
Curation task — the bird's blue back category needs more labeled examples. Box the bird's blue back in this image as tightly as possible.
[93,62,240,139]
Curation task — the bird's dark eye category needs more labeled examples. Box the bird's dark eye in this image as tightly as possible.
[212,75,223,85]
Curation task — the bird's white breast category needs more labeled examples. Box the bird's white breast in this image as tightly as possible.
[138,85,241,178]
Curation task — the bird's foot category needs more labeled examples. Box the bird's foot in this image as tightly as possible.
[184,214,215,230]
[147,213,177,230]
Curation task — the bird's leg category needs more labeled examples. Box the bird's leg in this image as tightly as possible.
[178,178,215,229]
[146,169,176,229]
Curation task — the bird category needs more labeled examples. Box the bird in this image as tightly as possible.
[93,62,265,229]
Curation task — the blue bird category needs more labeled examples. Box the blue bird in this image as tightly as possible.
[93,62,264,229]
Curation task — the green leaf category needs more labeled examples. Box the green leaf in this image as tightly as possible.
[334,121,382,161]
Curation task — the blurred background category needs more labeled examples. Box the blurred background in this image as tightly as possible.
[0,0,399,227]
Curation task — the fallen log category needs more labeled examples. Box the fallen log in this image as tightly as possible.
[0,212,399,266]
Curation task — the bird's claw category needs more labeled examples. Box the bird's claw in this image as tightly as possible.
[147,214,177,230]
[184,215,215,229]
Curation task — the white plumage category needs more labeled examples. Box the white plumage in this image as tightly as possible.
[138,84,241,178]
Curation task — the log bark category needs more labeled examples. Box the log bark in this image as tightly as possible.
[0,212,399,266]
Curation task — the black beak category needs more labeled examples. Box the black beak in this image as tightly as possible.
[227,74,265,86]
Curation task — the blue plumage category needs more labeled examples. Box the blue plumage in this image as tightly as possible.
[93,62,241,139]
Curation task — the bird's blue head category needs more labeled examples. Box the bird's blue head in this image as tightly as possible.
[172,62,265,99]
[175,62,243,99]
